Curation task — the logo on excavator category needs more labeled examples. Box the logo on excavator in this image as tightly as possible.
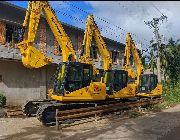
[94,85,100,94]
[128,87,133,95]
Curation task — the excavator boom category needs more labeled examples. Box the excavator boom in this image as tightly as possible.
[123,33,162,97]
[18,2,162,124]
[80,15,112,71]
[80,15,136,99]
[18,1,76,68]
[124,32,144,86]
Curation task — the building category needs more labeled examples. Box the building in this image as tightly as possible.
[0,1,125,106]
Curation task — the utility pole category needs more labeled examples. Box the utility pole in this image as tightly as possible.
[144,15,167,83]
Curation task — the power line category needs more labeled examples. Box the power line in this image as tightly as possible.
[55,2,126,41]
[56,7,150,48]
[62,1,149,43]
[61,4,126,38]
[53,5,125,39]
[52,2,150,49]
[164,25,176,40]
[115,1,151,43]
[63,1,125,31]
[54,8,124,41]
[150,2,166,17]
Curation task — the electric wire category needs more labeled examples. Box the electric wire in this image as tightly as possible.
[62,1,149,43]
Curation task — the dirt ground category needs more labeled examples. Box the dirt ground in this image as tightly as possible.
[1,105,180,140]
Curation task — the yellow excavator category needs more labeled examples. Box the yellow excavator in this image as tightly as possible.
[17,1,162,125]
[80,15,137,100]
[123,32,162,98]
[123,32,144,87]
[18,1,107,125]
[79,14,112,78]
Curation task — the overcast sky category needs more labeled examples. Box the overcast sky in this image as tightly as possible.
[9,1,180,51]
[84,1,180,49]
[51,1,180,50]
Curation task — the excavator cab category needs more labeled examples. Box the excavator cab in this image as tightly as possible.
[103,70,128,95]
[53,62,93,96]
[138,74,160,95]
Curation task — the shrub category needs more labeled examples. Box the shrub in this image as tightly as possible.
[0,93,6,107]
[147,81,180,111]
[163,81,180,105]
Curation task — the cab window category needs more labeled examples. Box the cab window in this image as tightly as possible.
[66,65,82,92]
[82,65,92,87]
[140,75,149,85]
[68,66,82,81]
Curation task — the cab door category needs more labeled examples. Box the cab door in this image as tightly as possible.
[149,74,158,91]
[114,70,128,92]
[82,64,92,88]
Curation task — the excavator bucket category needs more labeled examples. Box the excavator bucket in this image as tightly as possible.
[18,42,53,69]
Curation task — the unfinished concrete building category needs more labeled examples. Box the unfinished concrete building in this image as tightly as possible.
[0,1,126,106]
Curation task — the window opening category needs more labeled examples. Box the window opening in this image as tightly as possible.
[112,51,118,63]
[0,75,2,82]
[6,24,23,44]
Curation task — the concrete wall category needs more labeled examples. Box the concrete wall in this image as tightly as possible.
[0,59,56,106]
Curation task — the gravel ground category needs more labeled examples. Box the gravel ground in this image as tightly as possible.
[1,105,180,140]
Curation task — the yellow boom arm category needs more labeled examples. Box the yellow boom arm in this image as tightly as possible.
[18,1,76,68]
[80,15,112,71]
[124,32,144,86]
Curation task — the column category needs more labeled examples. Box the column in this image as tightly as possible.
[54,38,59,55]
[39,22,46,54]
[0,22,6,45]
[40,68,47,99]
[77,33,83,60]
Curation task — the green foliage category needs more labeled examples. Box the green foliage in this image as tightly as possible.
[148,81,180,111]
[144,37,180,84]
[0,93,6,107]
[163,40,180,84]
[162,81,180,104]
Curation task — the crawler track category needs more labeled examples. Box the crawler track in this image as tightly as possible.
[56,98,162,120]
[22,100,51,117]
[36,97,162,126]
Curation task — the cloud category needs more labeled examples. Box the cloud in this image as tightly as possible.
[47,1,180,51]
[85,1,180,49]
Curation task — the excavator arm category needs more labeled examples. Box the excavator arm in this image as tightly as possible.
[80,15,112,71]
[124,32,144,86]
[18,1,76,69]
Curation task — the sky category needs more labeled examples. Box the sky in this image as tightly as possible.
[7,1,180,53]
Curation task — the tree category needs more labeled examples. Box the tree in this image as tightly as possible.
[162,38,180,85]
[145,37,180,84]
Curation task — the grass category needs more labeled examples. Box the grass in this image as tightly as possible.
[148,81,180,111]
